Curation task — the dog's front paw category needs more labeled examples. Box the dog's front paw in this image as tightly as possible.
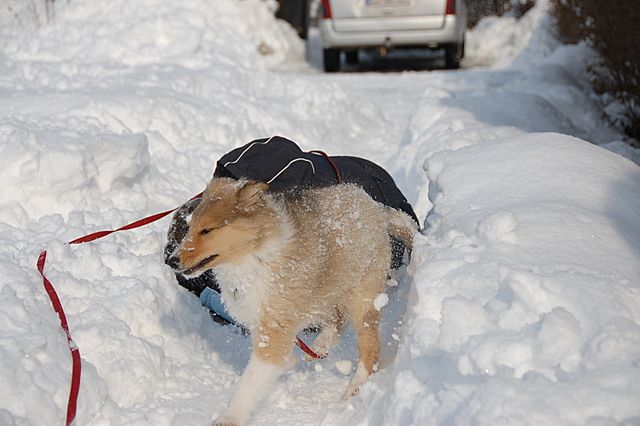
[344,384,360,399]
[212,416,238,426]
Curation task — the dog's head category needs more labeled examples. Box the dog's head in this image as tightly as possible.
[170,178,271,276]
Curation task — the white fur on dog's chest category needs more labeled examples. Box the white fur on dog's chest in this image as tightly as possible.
[214,255,272,330]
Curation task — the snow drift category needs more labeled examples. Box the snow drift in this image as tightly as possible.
[348,134,640,425]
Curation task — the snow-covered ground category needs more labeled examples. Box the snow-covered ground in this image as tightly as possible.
[1,1,639,425]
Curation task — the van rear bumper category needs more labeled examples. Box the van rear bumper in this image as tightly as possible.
[319,15,464,49]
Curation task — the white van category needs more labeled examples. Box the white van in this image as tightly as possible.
[318,0,467,71]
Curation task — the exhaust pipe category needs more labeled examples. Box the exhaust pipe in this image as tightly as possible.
[379,37,392,56]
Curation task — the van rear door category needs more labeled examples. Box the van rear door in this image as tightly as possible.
[329,0,447,32]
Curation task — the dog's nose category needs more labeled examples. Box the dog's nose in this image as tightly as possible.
[166,255,181,271]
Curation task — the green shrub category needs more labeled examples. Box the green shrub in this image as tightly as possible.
[551,0,640,144]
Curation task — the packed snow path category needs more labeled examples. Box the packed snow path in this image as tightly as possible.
[1,1,639,425]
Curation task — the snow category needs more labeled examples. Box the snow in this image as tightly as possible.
[335,360,354,376]
[373,293,389,311]
[355,134,640,424]
[1,0,639,425]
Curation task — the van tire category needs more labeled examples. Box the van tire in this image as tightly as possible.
[444,44,461,69]
[323,48,341,72]
[345,50,359,66]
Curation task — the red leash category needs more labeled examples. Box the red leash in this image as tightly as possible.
[37,200,191,425]
[36,251,81,426]
[37,192,323,424]
[296,336,325,359]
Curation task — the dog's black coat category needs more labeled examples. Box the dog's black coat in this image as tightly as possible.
[215,136,419,225]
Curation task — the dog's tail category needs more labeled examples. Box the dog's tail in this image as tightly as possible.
[385,207,420,251]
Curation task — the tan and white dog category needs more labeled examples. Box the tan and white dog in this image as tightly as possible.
[171,178,418,426]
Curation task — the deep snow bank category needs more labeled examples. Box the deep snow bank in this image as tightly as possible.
[351,133,640,425]
[0,0,302,69]
[392,1,635,222]
[464,0,639,161]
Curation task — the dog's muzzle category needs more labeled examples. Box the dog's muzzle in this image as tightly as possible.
[182,254,219,276]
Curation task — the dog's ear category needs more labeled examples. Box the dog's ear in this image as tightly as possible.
[237,180,269,205]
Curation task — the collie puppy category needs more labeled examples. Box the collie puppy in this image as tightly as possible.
[170,178,418,426]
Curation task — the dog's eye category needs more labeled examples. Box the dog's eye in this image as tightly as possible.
[199,225,223,236]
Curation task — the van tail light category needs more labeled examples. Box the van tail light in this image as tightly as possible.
[321,0,333,19]
[446,0,456,15]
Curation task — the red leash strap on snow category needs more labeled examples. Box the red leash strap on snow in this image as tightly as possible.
[36,192,203,425]
[37,190,322,424]
[68,192,204,245]
[296,336,325,359]
[68,208,179,244]
[37,250,81,426]
[309,150,341,183]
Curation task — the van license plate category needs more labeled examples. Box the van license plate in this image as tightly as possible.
[367,0,411,6]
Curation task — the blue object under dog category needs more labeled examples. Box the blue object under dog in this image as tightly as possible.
[199,287,235,324]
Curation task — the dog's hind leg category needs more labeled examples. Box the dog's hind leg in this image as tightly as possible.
[345,299,381,397]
